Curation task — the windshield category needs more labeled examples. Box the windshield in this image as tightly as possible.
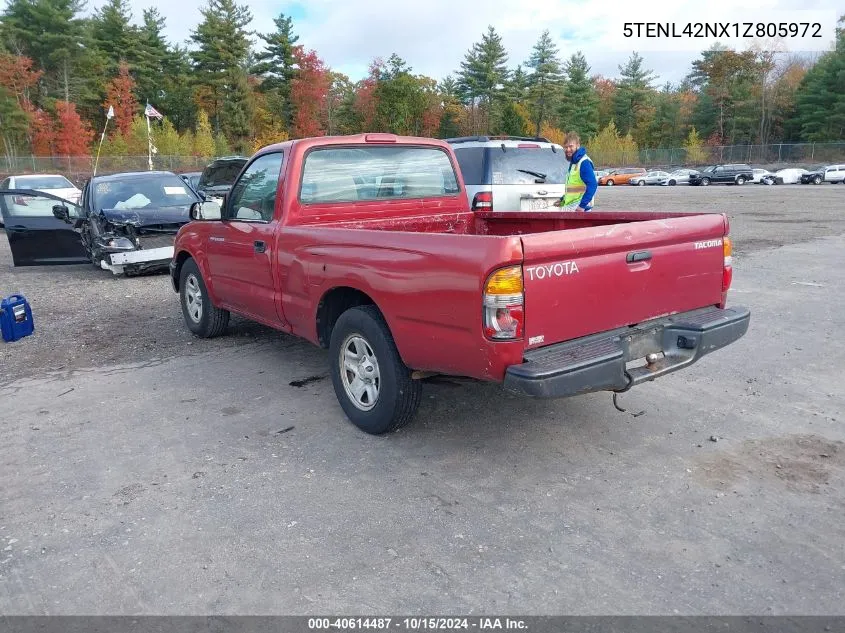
[199,161,246,187]
[488,147,567,185]
[93,175,199,210]
[16,175,74,189]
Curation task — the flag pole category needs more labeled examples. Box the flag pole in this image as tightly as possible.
[146,104,153,171]
[93,105,113,178]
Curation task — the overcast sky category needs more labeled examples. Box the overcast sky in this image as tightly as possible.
[96,0,841,86]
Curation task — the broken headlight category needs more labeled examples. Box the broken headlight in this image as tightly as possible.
[99,237,136,250]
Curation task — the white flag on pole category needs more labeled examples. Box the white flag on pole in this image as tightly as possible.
[106,105,115,119]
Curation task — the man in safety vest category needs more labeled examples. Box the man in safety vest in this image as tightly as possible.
[556,132,598,212]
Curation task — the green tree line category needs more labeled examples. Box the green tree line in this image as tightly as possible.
[1,0,843,166]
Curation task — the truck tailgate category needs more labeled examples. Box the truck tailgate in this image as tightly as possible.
[520,214,728,349]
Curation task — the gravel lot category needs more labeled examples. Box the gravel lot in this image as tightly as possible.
[1,183,843,615]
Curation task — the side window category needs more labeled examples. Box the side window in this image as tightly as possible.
[453,148,487,185]
[226,153,284,222]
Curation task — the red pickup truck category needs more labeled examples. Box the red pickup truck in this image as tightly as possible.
[170,134,750,434]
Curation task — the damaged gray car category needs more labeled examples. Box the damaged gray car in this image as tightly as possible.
[0,171,200,274]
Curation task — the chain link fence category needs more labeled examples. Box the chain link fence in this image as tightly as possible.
[594,142,845,169]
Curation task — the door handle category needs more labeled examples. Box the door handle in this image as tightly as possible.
[254,240,266,253]
[626,250,652,263]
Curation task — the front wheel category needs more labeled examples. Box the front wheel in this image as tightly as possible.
[638,180,645,186]
[813,175,822,185]
[701,177,711,186]
[179,258,229,338]
[668,180,676,186]
[606,180,615,186]
[329,305,422,434]
[735,176,746,185]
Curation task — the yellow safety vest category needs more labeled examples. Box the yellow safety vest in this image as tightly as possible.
[563,154,594,208]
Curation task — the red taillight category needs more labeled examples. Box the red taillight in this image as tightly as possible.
[722,237,733,292]
[472,191,493,211]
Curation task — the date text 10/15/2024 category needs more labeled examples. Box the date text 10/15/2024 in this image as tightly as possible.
[308,618,528,630]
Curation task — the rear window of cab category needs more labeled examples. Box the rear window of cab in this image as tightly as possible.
[453,146,567,185]
[299,146,460,204]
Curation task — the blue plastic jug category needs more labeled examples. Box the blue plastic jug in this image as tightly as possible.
[0,294,35,342]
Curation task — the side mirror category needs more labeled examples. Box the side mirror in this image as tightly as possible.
[52,205,70,223]
[190,200,222,221]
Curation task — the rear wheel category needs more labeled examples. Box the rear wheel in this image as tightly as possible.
[668,180,676,186]
[179,258,229,338]
[735,176,746,185]
[329,305,421,434]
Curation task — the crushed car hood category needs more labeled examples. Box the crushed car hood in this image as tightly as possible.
[98,205,191,228]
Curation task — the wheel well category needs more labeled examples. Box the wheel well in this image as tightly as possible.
[172,251,192,291]
[316,287,377,348]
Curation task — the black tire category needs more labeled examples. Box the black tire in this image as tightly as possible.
[329,305,421,435]
[701,177,711,186]
[668,180,676,186]
[638,180,646,186]
[179,258,229,338]
[735,176,746,185]
[606,180,615,186]
[813,175,822,185]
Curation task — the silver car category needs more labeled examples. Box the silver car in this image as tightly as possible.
[629,170,670,186]
[659,169,698,186]
[448,136,567,211]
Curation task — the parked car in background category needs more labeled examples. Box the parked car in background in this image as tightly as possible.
[800,166,826,184]
[768,168,808,185]
[822,164,845,183]
[448,136,566,211]
[196,156,248,204]
[1,174,81,204]
[180,171,202,191]
[689,164,754,186]
[599,168,647,186]
[595,169,611,180]
[0,170,200,273]
[752,169,775,184]
[659,169,697,186]
[629,171,670,186]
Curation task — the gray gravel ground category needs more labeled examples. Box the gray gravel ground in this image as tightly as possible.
[0,183,843,615]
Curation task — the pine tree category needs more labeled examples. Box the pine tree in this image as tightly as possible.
[613,52,656,137]
[221,70,254,153]
[648,83,683,148]
[90,0,140,73]
[1,0,99,107]
[252,13,299,131]
[190,0,253,133]
[525,30,562,137]
[457,26,509,132]
[558,52,600,140]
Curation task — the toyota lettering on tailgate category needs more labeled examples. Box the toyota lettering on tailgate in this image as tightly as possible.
[525,261,580,281]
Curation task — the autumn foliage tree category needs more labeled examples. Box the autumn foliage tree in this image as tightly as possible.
[290,47,330,138]
[104,61,139,137]
[54,101,94,156]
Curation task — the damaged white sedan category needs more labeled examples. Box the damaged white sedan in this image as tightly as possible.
[0,171,200,274]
